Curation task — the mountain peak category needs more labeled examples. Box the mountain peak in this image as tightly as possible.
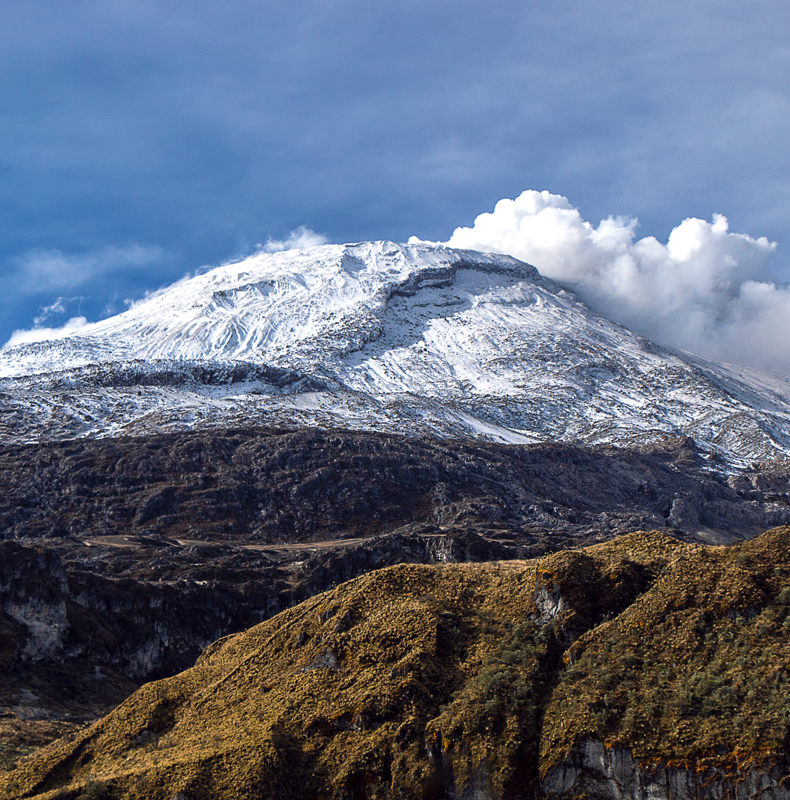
[0,242,538,372]
[1,241,789,467]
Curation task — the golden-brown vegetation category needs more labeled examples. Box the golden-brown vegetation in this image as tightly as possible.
[3,527,790,800]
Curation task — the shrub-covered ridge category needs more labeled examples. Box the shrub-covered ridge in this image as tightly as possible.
[3,527,790,800]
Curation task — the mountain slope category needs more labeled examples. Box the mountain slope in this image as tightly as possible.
[4,527,790,800]
[2,427,788,547]
[2,241,790,465]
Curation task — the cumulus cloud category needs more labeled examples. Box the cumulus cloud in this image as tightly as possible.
[12,244,164,292]
[262,226,328,252]
[435,190,788,373]
[5,316,88,347]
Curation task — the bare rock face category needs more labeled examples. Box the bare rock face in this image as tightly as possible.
[0,427,788,547]
[542,738,790,800]
[532,576,570,626]
[0,539,264,720]
[0,544,69,662]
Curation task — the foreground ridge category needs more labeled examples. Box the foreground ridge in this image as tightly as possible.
[5,526,790,799]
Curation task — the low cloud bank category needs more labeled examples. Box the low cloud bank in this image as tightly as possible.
[435,190,788,373]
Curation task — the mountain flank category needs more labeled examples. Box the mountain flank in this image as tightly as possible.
[1,426,789,769]
[0,241,789,796]
[2,427,789,547]
[3,526,790,800]
[2,242,790,464]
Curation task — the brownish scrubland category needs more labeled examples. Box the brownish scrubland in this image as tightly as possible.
[3,526,790,799]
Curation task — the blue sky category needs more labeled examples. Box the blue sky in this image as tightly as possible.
[2,0,789,346]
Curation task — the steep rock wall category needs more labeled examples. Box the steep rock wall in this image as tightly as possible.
[542,738,790,800]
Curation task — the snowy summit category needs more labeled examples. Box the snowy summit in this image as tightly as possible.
[1,241,789,467]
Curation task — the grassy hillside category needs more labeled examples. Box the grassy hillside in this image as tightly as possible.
[543,526,790,770]
[3,527,790,800]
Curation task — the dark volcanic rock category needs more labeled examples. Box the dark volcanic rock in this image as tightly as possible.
[0,539,278,720]
[0,427,788,546]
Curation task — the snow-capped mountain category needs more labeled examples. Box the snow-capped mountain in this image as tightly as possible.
[2,240,790,467]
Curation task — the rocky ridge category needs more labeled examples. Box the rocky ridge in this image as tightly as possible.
[2,427,789,548]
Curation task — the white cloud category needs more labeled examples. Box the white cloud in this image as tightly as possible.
[13,244,164,292]
[262,226,328,252]
[32,296,85,326]
[435,190,788,373]
[5,316,88,347]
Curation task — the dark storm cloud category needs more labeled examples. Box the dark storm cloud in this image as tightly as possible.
[1,0,789,357]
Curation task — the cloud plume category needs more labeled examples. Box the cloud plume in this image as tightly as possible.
[262,226,328,253]
[438,190,788,374]
[12,244,164,293]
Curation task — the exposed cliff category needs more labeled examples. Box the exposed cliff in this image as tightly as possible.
[542,738,790,800]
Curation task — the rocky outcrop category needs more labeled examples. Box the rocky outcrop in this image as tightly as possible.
[542,738,790,800]
[532,577,569,626]
[1,557,253,692]
[0,428,788,547]
[0,543,69,661]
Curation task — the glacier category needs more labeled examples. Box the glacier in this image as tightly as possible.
[1,240,789,468]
